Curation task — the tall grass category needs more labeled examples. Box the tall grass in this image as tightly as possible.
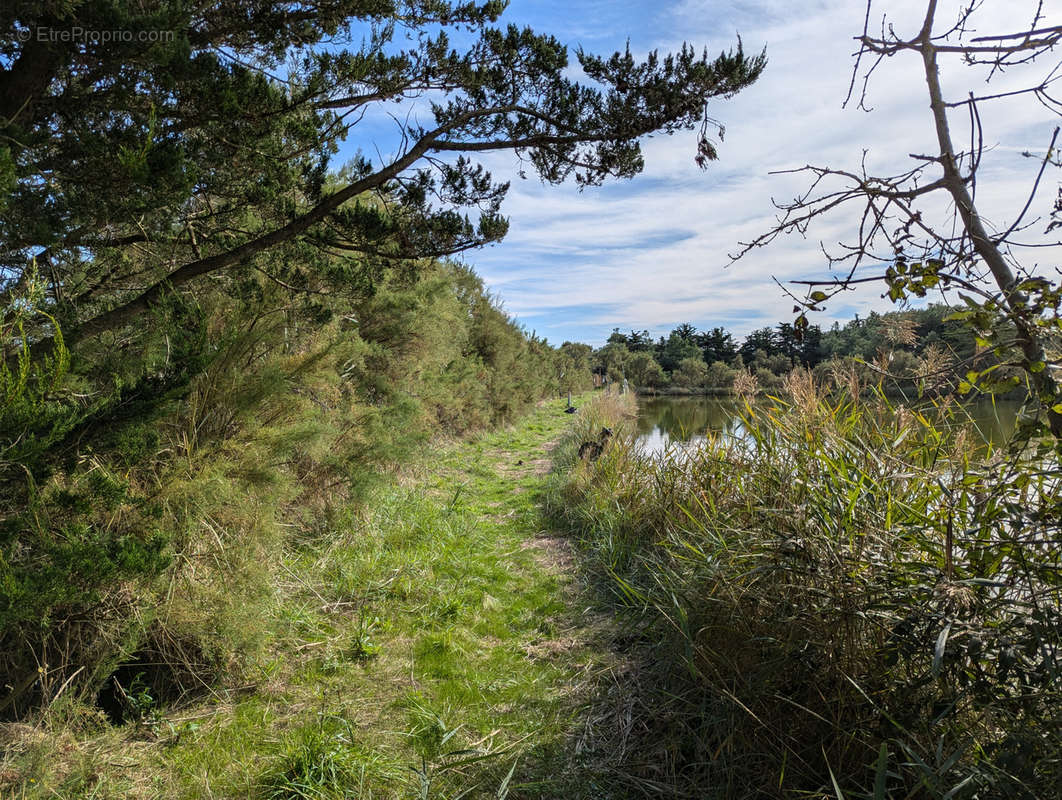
[1,259,589,723]
[550,380,1061,798]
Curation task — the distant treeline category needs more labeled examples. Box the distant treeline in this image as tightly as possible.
[567,304,1008,394]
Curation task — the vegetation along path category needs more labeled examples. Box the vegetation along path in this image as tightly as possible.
[6,397,616,799]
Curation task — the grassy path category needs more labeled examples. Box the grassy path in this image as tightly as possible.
[38,397,614,799]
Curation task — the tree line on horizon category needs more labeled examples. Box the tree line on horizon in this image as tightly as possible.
[557,303,1001,394]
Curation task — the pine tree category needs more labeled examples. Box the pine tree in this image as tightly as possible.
[1,1,764,347]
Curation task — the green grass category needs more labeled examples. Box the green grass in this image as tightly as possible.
[2,394,615,799]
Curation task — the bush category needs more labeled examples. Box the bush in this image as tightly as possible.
[672,357,707,389]
[1,258,588,721]
[704,360,735,390]
[627,351,668,389]
[754,365,784,391]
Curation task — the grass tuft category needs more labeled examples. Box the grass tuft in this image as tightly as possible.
[259,716,402,800]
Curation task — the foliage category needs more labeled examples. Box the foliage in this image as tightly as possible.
[259,716,395,800]
[0,272,74,489]
[0,396,607,798]
[595,340,631,384]
[627,351,668,388]
[696,325,737,364]
[0,258,585,720]
[592,304,993,394]
[0,2,763,718]
[703,359,736,390]
[733,0,1062,435]
[654,329,701,373]
[556,342,595,395]
[671,356,707,388]
[0,287,209,718]
[550,388,1062,798]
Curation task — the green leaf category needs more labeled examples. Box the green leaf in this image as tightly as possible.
[810,291,827,302]
[1029,361,1046,373]
[827,763,846,800]
[932,622,952,677]
[495,759,518,799]
[873,744,889,800]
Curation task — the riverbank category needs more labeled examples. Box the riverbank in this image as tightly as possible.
[548,388,1061,798]
[632,386,733,396]
[632,384,1027,400]
[1,396,619,799]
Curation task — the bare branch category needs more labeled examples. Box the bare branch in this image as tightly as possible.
[736,0,1062,434]
[995,126,1060,245]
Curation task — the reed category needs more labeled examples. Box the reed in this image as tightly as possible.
[550,384,1061,798]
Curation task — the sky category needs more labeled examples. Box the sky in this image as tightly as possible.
[336,0,1062,346]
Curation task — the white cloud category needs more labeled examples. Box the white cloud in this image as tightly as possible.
[376,1,1062,344]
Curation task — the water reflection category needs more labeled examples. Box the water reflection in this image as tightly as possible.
[634,395,1021,455]
[634,396,743,454]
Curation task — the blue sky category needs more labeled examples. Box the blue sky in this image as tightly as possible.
[336,0,1062,346]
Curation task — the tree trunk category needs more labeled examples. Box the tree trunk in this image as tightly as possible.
[918,0,1062,436]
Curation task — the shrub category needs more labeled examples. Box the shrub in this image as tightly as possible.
[1,258,588,721]
[672,357,708,389]
[704,360,736,390]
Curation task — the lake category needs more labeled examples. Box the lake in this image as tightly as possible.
[634,394,1022,455]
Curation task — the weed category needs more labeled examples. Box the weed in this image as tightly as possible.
[6,395,612,798]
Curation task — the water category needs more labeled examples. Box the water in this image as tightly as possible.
[634,394,1022,455]
[634,396,745,454]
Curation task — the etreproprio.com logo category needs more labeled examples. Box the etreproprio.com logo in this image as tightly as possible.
[15,26,176,44]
